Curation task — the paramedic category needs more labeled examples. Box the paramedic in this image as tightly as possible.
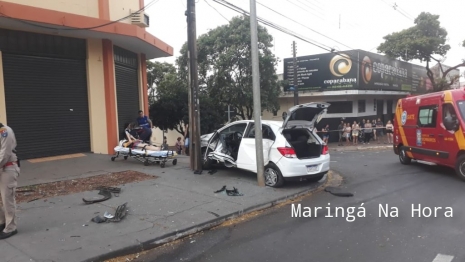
[137,110,153,129]
[0,123,19,239]
[124,123,161,151]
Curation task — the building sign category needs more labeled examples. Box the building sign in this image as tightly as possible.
[283,50,429,93]
[283,52,358,92]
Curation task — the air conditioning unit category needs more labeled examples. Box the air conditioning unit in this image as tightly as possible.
[131,11,149,28]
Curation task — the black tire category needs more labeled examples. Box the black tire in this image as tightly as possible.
[161,162,166,168]
[399,146,412,165]
[455,155,465,181]
[111,157,116,161]
[264,163,284,188]
[144,160,150,166]
[124,156,128,160]
[173,159,178,165]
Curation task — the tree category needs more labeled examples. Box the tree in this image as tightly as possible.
[176,15,281,120]
[147,61,176,104]
[149,70,228,136]
[377,12,465,92]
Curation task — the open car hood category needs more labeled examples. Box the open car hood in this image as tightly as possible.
[282,102,330,129]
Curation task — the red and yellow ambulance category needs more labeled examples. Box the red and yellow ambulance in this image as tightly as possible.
[393,89,465,180]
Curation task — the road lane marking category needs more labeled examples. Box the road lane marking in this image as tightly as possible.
[433,254,454,262]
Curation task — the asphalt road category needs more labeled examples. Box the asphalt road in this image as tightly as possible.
[132,149,465,262]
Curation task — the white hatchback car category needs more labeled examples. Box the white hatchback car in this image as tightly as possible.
[201,102,331,187]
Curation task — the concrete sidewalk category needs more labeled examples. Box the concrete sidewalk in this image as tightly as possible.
[1,154,327,262]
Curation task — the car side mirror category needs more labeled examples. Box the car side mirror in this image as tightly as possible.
[444,116,459,132]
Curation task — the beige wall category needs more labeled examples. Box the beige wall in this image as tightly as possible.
[2,0,99,18]
[151,128,183,147]
[0,51,6,125]
[109,0,140,22]
[86,39,108,154]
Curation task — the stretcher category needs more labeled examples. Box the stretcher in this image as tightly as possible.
[111,144,177,168]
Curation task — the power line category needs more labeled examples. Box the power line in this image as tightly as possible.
[256,1,354,50]
[0,0,160,31]
[204,0,230,22]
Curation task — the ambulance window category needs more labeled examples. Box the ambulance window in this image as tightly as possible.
[418,106,437,128]
[457,101,465,121]
[442,103,456,120]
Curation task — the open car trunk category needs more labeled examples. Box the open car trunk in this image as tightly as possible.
[282,128,323,159]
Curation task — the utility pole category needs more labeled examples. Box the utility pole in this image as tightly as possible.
[225,105,234,122]
[185,9,193,169]
[293,41,299,105]
[187,0,202,171]
[250,0,265,187]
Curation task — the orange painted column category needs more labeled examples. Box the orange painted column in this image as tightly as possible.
[102,39,118,154]
[98,0,110,20]
[140,54,149,116]
[139,0,145,9]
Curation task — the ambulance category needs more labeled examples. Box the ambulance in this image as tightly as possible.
[393,89,465,180]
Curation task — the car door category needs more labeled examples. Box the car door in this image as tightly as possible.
[205,122,249,168]
[236,123,276,172]
[415,104,440,163]
[438,102,460,166]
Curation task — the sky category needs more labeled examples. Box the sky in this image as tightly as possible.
[144,0,465,82]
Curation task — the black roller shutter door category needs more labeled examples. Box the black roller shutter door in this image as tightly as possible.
[3,54,90,159]
[114,46,140,139]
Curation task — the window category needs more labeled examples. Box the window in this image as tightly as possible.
[245,124,276,141]
[417,105,437,128]
[221,123,248,136]
[456,101,465,122]
[326,101,353,114]
[358,100,366,113]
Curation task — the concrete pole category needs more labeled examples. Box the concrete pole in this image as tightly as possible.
[186,4,194,169]
[293,41,299,105]
[249,0,265,187]
[187,0,202,171]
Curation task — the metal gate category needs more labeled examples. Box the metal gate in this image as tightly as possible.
[114,46,140,139]
[1,29,90,159]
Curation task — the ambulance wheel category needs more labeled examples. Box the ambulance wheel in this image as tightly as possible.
[111,157,116,161]
[161,162,166,168]
[399,146,412,165]
[144,160,150,166]
[124,156,128,160]
[455,155,465,181]
[173,159,177,165]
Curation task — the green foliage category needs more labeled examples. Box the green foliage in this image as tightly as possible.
[377,12,465,92]
[148,70,227,135]
[147,61,176,104]
[176,15,281,119]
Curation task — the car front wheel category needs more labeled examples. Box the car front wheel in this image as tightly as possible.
[264,163,284,188]
[455,155,465,181]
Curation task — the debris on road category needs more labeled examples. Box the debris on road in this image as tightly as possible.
[214,186,244,196]
[16,171,155,204]
[208,169,217,175]
[324,187,354,197]
[82,186,121,204]
[91,203,128,224]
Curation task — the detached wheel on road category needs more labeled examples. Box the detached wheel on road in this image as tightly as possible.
[399,146,412,165]
[455,155,465,181]
[264,163,284,188]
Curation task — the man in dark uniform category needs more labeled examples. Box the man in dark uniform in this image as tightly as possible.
[0,123,19,239]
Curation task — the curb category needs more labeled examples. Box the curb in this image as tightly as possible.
[330,145,392,152]
[84,172,332,262]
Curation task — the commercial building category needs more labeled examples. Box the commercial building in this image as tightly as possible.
[262,49,430,141]
[0,0,173,159]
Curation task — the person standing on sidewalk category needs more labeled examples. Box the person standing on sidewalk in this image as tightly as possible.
[0,123,19,239]
[337,120,344,146]
[364,121,373,144]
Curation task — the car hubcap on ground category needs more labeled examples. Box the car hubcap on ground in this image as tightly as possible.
[265,168,278,186]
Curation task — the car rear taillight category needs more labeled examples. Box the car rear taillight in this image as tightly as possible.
[322,145,329,155]
[277,147,296,158]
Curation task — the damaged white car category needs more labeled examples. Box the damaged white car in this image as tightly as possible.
[201,102,331,187]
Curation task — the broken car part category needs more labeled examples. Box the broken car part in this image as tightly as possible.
[324,187,354,197]
[107,203,128,222]
[82,186,121,204]
[214,185,226,193]
[213,185,243,196]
